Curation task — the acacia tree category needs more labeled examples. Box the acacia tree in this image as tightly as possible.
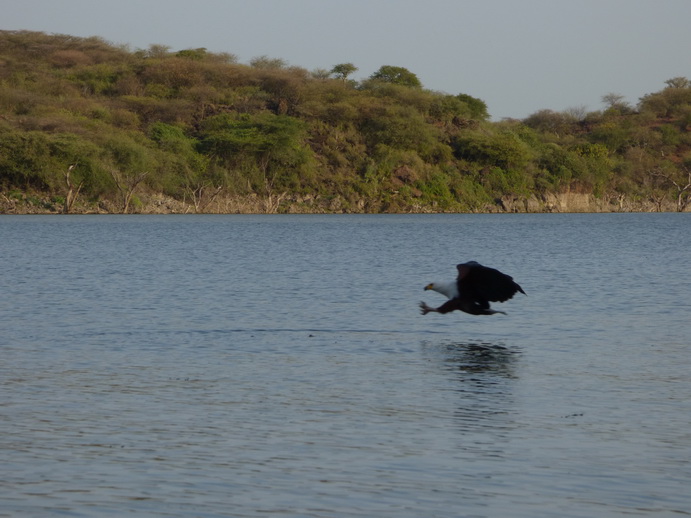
[664,77,690,89]
[602,92,632,113]
[331,63,358,82]
[370,65,422,88]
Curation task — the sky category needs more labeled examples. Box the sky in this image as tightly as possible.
[2,0,690,120]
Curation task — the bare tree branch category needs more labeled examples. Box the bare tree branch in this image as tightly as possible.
[652,167,691,212]
[187,182,224,213]
[109,169,149,213]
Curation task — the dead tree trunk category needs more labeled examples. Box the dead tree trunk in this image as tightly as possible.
[63,164,84,214]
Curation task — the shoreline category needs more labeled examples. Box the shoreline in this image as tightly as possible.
[1,191,687,215]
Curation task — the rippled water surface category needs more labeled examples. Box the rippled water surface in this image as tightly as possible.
[2,213,690,517]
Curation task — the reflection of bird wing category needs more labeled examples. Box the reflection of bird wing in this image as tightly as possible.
[457,262,525,304]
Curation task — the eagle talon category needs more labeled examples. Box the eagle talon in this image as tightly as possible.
[419,301,433,315]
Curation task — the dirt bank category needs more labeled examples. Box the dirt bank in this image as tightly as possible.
[1,190,685,215]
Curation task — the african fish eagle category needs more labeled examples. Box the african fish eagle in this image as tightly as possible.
[420,261,525,316]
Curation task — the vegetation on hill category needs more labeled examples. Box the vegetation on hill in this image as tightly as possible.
[1,30,690,213]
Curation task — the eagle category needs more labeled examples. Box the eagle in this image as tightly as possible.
[420,261,525,316]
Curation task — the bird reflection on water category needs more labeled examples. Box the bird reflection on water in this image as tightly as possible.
[442,341,519,380]
[422,340,521,437]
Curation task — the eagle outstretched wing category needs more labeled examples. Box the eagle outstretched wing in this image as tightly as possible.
[457,261,525,304]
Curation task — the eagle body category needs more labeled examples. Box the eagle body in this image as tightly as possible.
[421,261,525,316]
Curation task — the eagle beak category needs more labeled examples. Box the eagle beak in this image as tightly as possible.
[424,283,433,291]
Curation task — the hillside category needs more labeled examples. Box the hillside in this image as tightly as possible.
[1,30,690,213]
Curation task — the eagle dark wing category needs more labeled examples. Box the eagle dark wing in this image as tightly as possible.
[457,262,525,304]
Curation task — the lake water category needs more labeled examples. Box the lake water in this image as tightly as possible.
[1,213,690,517]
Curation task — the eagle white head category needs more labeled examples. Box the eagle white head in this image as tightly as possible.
[424,281,459,300]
